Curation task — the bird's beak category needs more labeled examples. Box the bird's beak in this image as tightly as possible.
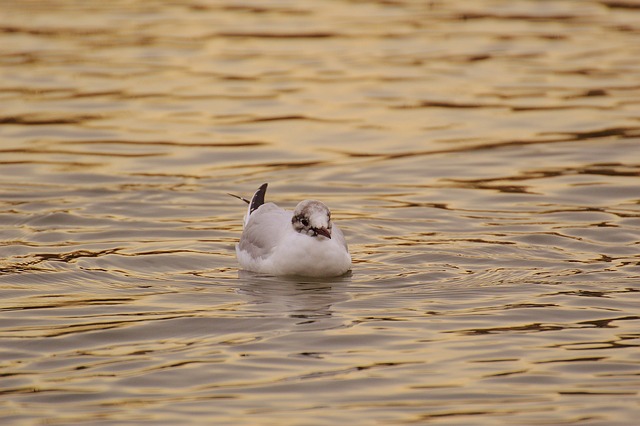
[315,227,332,239]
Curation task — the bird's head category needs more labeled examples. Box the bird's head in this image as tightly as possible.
[292,200,332,239]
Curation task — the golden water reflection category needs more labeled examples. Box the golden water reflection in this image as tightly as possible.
[1,0,639,425]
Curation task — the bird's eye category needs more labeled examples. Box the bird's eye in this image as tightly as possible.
[301,218,309,227]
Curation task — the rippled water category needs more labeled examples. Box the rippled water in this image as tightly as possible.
[1,1,640,424]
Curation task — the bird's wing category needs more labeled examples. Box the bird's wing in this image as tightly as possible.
[238,203,293,260]
[245,183,268,226]
[332,224,349,251]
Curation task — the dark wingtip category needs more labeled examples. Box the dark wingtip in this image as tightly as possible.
[227,193,250,204]
[249,183,268,214]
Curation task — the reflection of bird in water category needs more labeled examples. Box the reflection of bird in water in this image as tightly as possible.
[230,183,351,277]
[237,271,352,321]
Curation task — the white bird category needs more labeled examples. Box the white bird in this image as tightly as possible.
[230,183,351,277]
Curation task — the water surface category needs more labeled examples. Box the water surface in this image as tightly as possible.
[1,1,639,425]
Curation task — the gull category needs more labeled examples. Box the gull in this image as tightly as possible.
[229,183,351,277]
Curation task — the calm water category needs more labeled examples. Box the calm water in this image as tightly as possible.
[1,1,639,424]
